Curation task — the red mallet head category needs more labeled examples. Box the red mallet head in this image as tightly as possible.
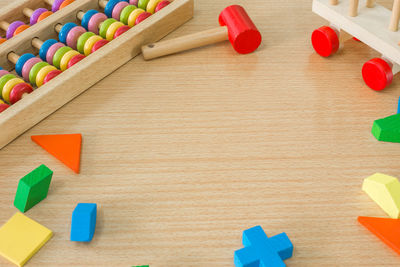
[218,5,262,54]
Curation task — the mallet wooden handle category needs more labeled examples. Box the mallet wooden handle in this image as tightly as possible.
[142,26,228,60]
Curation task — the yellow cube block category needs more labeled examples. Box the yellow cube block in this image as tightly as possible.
[362,173,400,219]
[0,213,53,267]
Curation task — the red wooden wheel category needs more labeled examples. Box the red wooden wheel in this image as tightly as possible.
[311,26,339,57]
[362,58,393,91]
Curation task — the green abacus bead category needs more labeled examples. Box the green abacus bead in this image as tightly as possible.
[138,0,150,10]
[29,62,49,86]
[99,18,117,39]
[77,32,95,54]
[53,46,72,69]
[0,74,16,96]
[120,5,136,25]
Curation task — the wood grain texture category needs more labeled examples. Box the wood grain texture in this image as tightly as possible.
[0,0,400,266]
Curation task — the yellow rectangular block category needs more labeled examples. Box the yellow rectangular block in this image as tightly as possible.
[0,213,53,267]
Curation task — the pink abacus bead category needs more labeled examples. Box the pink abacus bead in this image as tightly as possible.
[129,0,138,5]
[114,25,130,38]
[0,70,9,78]
[22,57,42,81]
[9,83,33,104]
[112,2,129,20]
[46,42,65,64]
[91,39,109,53]
[66,26,86,49]
[43,70,62,84]
[155,0,170,12]
[136,12,151,24]
[67,54,85,68]
[88,13,107,35]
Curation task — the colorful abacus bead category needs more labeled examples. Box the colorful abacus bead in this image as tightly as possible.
[0,70,33,104]
[2,21,29,39]
[0,99,9,113]
[50,0,76,12]
[0,38,6,44]
[27,8,54,25]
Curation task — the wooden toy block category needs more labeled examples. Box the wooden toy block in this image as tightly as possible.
[362,173,400,219]
[70,203,97,242]
[31,134,82,173]
[0,212,52,267]
[13,164,53,213]
[372,114,400,143]
[358,216,400,255]
[0,0,194,150]
[311,0,400,90]
[142,5,262,60]
[234,226,293,267]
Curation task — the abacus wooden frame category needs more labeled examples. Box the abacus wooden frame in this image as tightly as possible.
[0,0,194,149]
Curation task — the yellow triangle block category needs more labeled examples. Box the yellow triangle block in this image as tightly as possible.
[362,173,400,219]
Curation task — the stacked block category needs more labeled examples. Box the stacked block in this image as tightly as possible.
[371,114,400,143]
[362,173,400,219]
[0,213,53,267]
[234,226,293,267]
[14,164,53,213]
[70,203,97,242]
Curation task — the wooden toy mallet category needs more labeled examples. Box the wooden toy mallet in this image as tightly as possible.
[141,5,262,60]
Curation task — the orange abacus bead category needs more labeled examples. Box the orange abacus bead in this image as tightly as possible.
[37,11,53,22]
[13,25,30,36]
[0,38,6,44]
[59,0,75,9]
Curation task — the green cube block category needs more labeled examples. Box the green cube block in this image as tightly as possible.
[14,164,53,213]
[372,114,400,143]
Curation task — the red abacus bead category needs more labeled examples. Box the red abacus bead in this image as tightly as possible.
[9,83,33,104]
[311,26,339,57]
[136,12,152,25]
[67,54,85,68]
[155,0,170,12]
[91,39,109,53]
[0,103,9,113]
[114,25,130,38]
[43,70,62,84]
[362,58,393,91]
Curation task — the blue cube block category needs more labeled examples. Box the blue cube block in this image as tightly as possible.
[397,96,400,114]
[70,203,97,242]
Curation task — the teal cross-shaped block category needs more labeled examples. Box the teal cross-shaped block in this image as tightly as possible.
[234,226,293,267]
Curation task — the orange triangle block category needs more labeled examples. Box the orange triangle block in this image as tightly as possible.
[31,134,82,174]
[358,216,400,255]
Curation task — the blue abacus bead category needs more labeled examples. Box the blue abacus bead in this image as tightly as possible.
[81,9,99,30]
[15,53,35,76]
[59,22,78,44]
[39,39,58,61]
[105,0,128,17]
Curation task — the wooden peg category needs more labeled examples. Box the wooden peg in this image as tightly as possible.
[23,8,34,18]
[349,0,359,17]
[32,38,44,50]
[366,0,375,8]
[390,0,400,31]
[330,0,339,5]
[7,52,19,65]
[99,0,108,9]
[44,0,54,5]
[0,21,9,31]
[77,11,85,21]
[54,23,62,33]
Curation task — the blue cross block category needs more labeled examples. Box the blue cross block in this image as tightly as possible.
[397,96,400,114]
[234,226,293,267]
[70,203,97,242]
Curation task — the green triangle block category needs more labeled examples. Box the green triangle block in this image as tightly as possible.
[372,114,400,143]
[14,164,53,213]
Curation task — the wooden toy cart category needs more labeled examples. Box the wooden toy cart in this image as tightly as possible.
[312,0,400,90]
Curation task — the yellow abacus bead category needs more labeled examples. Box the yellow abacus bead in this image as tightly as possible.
[2,78,24,103]
[147,0,163,13]
[60,50,80,71]
[127,9,145,27]
[36,65,57,87]
[0,99,4,104]
[84,35,103,56]
[106,22,125,41]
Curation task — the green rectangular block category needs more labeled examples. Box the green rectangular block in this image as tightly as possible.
[372,114,400,143]
[14,164,53,213]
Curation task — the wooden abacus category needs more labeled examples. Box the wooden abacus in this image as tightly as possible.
[0,0,194,149]
[311,0,400,91]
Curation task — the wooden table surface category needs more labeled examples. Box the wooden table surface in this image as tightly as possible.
[0,0,400,266]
